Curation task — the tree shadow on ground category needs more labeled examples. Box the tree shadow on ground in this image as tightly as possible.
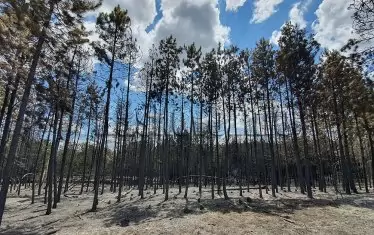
[0,227,55,235]
[334,193,374,210]
[0,230,39,235]
[3,187,374,233]
[102,191,374,227]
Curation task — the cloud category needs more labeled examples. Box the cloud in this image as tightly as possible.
[225,0,247,11]
[87,0,157,27]
[85,0,230,90]
[85,0,230,66]
[289,0,311,29]
[269,0,311,45]
[84,0,157,65]
[151,0,230,52]
[312,0,357,50]
[251,0,284,24]
[270,30,282,45]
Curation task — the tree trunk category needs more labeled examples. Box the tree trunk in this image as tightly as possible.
[297,99,313,198]
[286,81,304,193]
[363,114,374,189]
[117,56,132,202]
[222,97,229,200]
[199,93,203,198]
[46,108,60,215]
[279,86,291,192]
[0,4,54,223]
[209,104,214,199]
[81,104,92,194]
[32,112,51,204]
[139,66,153,198]
[266,84,276,197]
[332,94,350,194]
[52,108,64,209]
[0,84,10,131]
[65,117,83,193]
[93,26,118,210]
[355,115,369,193]
[56,62,80,203]
[0,74,21,172]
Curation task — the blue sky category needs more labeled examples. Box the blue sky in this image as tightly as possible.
[82,0,358,139]
[85,0,357,97]
[85,0,356,59]
[219,0,321,48]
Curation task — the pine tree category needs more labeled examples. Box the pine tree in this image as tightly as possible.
[251,38,277,197]
[0,0,100,222]
[183,43,202,198]
[276,22,319,198]
[154,36,182,201]
[90,5,131,210]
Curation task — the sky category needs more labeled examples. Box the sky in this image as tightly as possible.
[80,0,359,143]
[84,0,357,60]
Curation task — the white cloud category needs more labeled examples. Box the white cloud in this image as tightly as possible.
[270,30,282,45]
[269,0,311,45]
[151,0,230,51]
[88,0,157,27]
[84,0,157,65]
[225,0,247,11]
[85,0,230,67]
[251,0,284,24]
[312,0,357,50]
[289,0,311,28]
[86,0,230,90]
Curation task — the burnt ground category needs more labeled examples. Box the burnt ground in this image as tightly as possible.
[1,185,374,235]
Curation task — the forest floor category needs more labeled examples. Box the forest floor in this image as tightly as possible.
[1,184,374,235]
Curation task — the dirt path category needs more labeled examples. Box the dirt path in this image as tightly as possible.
[1,186,374,234]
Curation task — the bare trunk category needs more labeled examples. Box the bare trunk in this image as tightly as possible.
[355,115,369,193]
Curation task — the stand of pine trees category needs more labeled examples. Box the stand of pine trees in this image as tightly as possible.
[0,1,374,226]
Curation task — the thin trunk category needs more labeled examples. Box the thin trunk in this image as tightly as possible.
[0,4,54,222]
[65,117,83,193]
[355,115,369,193]
[32,112,51,204]
[0,84,10,131]
[215,103,221,195]
[279,86,291,192]
[199,94,203,198]
[117,54,132,202]
[243,103,251,192]
[179,95,185,194]
[52,108,64,209]
[265,83,276,197]
[185,73,194,199]
[341,103,357,193]
[297,99,312,198]
[286,81,304,193]
[233,96,241,196]
[0,74,20,172]
[363,114,374,188]
[80,104,92,194]
[46,108,60,215]
[222,96,229,200]
[332,94,350,194]
[56,59,80,203]
[139,63,153,198]
[209,104,214,199]
[93,26,118,211]
[38,122,53,196]
[251,86,262,198]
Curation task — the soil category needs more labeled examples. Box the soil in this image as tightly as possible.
[1,185,374,235]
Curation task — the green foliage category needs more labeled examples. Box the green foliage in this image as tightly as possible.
[91,5,131,65]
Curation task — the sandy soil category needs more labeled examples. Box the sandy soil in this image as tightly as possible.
[1,185,374,235]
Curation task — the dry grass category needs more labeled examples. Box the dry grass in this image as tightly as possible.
[1,185,374,234]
